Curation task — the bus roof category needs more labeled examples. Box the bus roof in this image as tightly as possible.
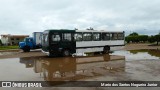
[76,30,124,33]
[44,29,124,33]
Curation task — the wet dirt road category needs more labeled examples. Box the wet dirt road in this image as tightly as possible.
[0,48,160,90]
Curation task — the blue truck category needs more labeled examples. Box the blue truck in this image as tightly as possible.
[19,32,42,52]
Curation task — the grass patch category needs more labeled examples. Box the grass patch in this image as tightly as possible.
[0,46,19,50]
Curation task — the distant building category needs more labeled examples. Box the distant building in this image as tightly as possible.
[1,34,29,45]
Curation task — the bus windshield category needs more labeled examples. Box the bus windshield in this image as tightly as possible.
[42,33,48,46]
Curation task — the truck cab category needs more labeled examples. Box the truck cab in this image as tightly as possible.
[19,37,34,52]
[19,32,42,52]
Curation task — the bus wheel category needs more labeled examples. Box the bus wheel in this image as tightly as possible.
[62,49,70,56]
[48,52,54,57]
[103,46,110,54]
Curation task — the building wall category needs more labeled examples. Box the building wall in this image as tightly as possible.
[1,35,29,45]
[8,37,26,45]
[1,36,9,45]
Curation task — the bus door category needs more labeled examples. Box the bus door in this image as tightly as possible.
[61,33,76,54]
[50,32,61,53]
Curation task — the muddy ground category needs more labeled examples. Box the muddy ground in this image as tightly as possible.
[0,44,160,90]
[0,43,159,59]
[124,43,160,50]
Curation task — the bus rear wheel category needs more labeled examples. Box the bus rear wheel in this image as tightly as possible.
[62,49,70,56]
[103,46,110,54]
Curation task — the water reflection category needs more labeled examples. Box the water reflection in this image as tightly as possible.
[130,49,160,57]
[20,58,34,68]
[111,49,160,61]
[19,54,125,83]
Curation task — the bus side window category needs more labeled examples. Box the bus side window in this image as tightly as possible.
[83,33,92,41]
[113,33,118,40]
[63,33,71,41]
[110,33,113,40]
[93,33,100,41]
[74,33,82,41]
[52,34,60,41]
[118,33,124,40]
[102,33,110,40]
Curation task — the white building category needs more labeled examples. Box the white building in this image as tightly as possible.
[1,34,29,45]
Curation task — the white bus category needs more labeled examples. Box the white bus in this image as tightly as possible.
[41,29,125,56]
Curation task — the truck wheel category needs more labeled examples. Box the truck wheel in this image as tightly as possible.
[27,47,30,52]
[23,48,27,52]
[103,46,110,54]
[23,46,30,52]
[62,49,70,56]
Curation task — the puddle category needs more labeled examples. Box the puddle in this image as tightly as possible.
[0,52,19,56]
[22,55,125,82]
[0,54,125,83]
[0,49,160,86]
[111,49,160,61]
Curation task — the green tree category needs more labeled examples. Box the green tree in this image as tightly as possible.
[126,32,149,43]
[129,32,139,36]
[125,36,130,43]
[138,35,148,43]
[148,35,156,43]
[125,36,139,43]
[155,34,160,45]
[125,32,139,43]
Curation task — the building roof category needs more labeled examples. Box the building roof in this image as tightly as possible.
[1,34,29,38]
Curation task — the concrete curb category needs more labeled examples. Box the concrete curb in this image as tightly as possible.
[0,49,21,52]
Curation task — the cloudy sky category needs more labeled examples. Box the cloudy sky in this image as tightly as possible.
[0,0,160,36]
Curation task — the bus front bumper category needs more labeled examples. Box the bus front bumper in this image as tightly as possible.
[41,50,49,56]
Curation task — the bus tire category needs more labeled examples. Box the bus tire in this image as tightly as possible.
[48,52,54,57]
[62,49,70,56]
[103,46,110,54]
[23,46,30,52]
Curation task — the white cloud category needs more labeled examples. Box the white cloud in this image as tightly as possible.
[0,0,160,36]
